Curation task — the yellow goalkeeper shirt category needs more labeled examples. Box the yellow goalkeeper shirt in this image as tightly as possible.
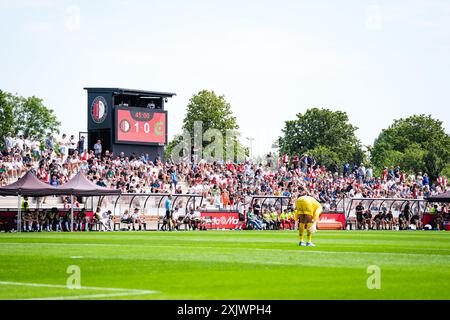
[294,196,323,221]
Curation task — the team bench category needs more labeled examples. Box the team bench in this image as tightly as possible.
[113,215,159,231]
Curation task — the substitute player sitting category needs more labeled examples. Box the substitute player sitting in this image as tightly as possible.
[294,190,323,247]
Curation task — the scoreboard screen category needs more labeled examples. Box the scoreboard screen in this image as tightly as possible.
[115,106,167,145]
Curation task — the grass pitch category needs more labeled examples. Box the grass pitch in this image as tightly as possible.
[0,230,449,300]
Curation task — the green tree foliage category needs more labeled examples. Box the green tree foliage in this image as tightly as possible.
[182,90,239,135]
[371,115,450,180]
[165,90,248,162]
[440,164,450,179]
[278,108,365,168]
[0,90,60,148]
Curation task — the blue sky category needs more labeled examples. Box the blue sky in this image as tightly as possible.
[0,0,449,156]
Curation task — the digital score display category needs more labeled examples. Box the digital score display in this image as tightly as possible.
[115,107,167,145]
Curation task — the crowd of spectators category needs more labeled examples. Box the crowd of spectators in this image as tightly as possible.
[1,133,449,220]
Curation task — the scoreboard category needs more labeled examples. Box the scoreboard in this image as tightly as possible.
[85,87,175,160]
[115,106,167,146]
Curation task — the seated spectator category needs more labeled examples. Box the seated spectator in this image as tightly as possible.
[411,212,422,230]
[398,212,408,230]
[131,208,143,231]
[172,207,182,231]
[246,209,262,230]
[363,209,373,230]
[100,210,113,231]
[120,210,132,230]
[373,211,383,230]
[385,210,394,230]
[183,208,194,230]
[262,209,273,230]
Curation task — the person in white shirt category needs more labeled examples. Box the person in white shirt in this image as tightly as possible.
[193,206,204,230]
[68,135,76,156]
[120,209,132,230]
[16,135,24,155]
[4,132,14,153]
[59,133,68,157]
[172,207,181,230]
[131,208,143,231]
[100,210,113,231]
[31,139,41,158]
[183,209,194,230]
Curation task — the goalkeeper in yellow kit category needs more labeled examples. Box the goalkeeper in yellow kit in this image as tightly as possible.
[294,190,323,247]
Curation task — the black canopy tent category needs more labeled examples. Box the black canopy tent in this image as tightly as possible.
[57,171,121,197]
[426,191,450,203]
[54,171,121,231]
[0,171,121,232]
[0,171,62,232]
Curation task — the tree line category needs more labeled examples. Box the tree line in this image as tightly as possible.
[0,90,60,148]
[277,108,450,181]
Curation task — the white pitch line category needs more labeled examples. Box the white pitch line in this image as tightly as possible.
[0,281,159,300]
[26,291,157,300]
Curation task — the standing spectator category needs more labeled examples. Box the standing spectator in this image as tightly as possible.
[77,136,85,155]
[403,202,411,226]
[31,137,41,159]
[68,135,76,156]
[355,202,365,230]
[423,173,429,186]
[4,132,14,153]
[292,154,299,170]
[266,152,274,168]
[358,164,366,181]
[165,195,173,231]
[170,169,178,191]
[366,167,373,180]
[282,154,289,167]
[45,133,54,151]
[236,197,245,228]
[94,139,102,158]
[59,133,68,157]
[16,135,25,155]
[343,162,350,177]
[221,190,230,209]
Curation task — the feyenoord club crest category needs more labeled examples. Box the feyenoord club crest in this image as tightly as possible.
[91,96,108,123]
[119,119,131,133]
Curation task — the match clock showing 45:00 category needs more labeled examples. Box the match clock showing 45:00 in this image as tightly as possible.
[115,107,167,145]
